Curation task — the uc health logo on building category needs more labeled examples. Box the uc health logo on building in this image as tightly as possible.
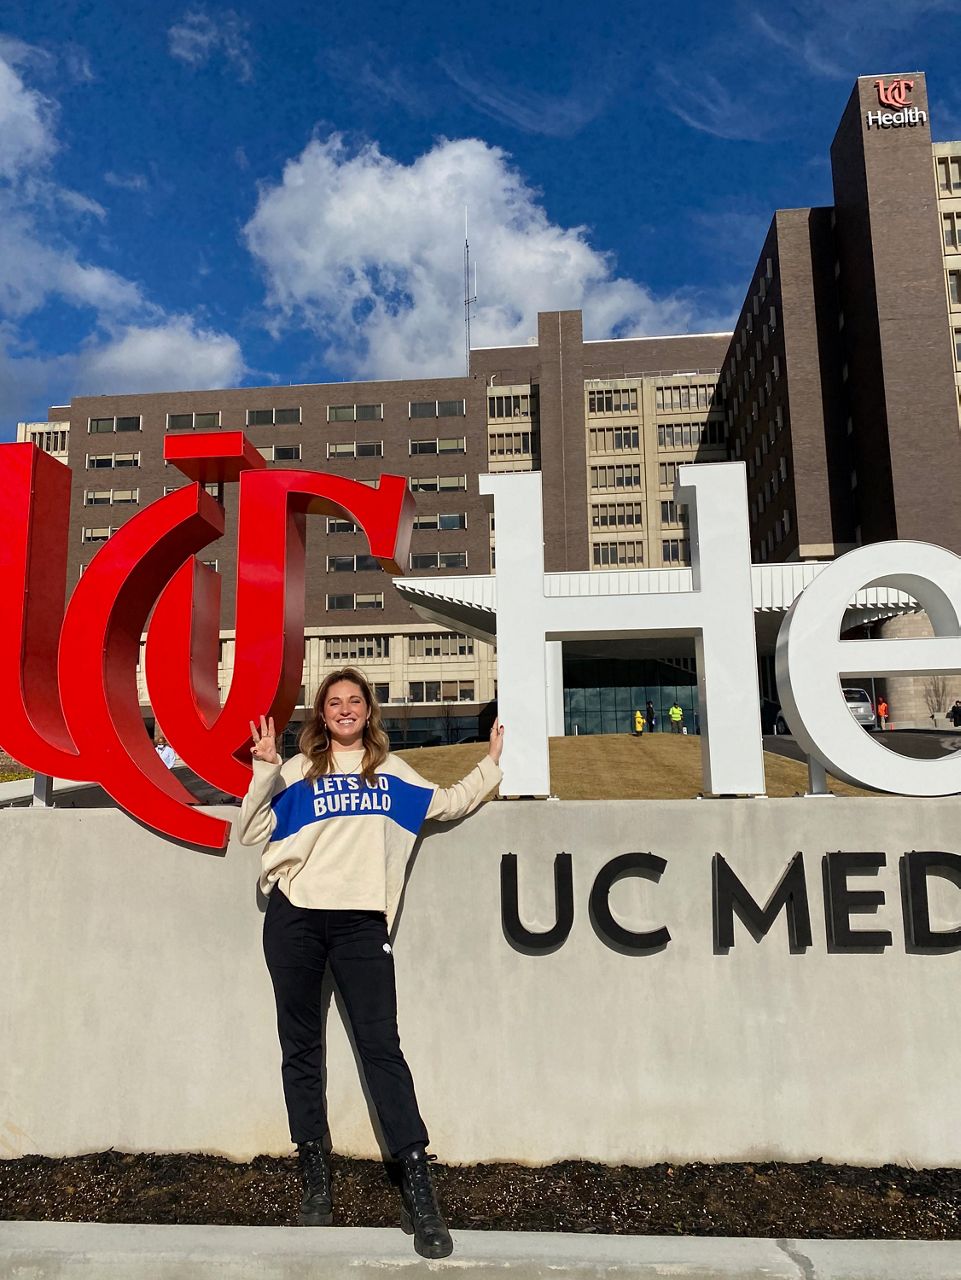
[866,77,927,130]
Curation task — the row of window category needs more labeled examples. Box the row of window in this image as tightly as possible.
[488,393,536,420]
[408,680,475,702]
[409,475,468,492]
[587,387,638,415]
[655,384,714,413]
[489,431,538,456]
[593,540,644,567]
[662,538,690,563]
[158,401,468,432]
[327,512,468,533]
[657,421,727,449]
[27,429,68,452]
[944,212,961,250]
[591,501,642,528]
[589,426,639,453]
[661,500,688,525]
[322,633,475,662]
[753,509,793,561]
[326,438,467,458]
[327,593,384,610]
[86,453,140,469]
[590,464,641,490]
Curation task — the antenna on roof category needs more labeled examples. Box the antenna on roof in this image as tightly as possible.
[464,205,477,377]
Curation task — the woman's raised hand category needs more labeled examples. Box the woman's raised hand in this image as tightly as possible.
[487,716,505,765]
[249,715,281,765]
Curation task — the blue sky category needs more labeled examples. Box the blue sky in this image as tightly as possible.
[2,0,961,436]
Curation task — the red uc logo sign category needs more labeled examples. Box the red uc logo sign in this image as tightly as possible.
[875,78,914,109]
[0,432,414,849]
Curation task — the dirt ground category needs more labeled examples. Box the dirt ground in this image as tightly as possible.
[4,1152,961,1238]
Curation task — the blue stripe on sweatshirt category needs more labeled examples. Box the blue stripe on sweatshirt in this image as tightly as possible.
[271,772,434,841]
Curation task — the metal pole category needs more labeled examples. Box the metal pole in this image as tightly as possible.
[32,773,53,807]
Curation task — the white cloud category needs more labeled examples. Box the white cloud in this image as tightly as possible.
[0,51,57,179]
[244,134,707,380]
[76,319,244,393]
[168,9,253,82]
[104,170,149,192]
[439,55,608,137]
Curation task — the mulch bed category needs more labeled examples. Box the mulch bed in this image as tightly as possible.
[3,1153,961,1237]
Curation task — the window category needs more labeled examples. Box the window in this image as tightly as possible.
[84,490,111,505]
[409,475,468,492]
[590,464,641,490]
[327,440,383,459]
[438,400,465,417]
[587,387,639,415]
[592,541,644,566]
[488,393,534,419]
[944,213,960,249]
[326,592,384,611]
[660,500,688,525]
[327,404,383,422]
[325,635,390,661]
[591,502,642,528]
[938,155,961,192]
[589,426,640,453]
[83,526,114,542]
[274,444,302,461]
[438,437,465,453]
[327,553,382,572]
[326,518,357,533]
[408,633,474,658]
[950,271,961,307]
[414,512,467,530]
[86,452,140,469]
[661,538,690,563]
[408,680,474,702]
[410,401,437,418]
[658,462,679,487]
[88,415,141,434]
[954,328,961,365]
[166,411,220,430]
[406,550,468,570]
[247,407,301,425]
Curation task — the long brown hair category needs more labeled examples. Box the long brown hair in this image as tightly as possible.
[299,667,391,785]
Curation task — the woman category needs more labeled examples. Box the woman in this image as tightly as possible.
[236,667,504,1259]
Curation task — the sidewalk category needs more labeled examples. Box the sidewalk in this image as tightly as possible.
[4,1222,961,1279]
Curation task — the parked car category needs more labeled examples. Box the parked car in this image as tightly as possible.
[773,687,877,736]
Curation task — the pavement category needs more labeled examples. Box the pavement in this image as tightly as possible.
[4,1223,961,1279]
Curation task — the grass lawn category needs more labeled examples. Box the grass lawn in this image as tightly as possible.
[396,733,874,799]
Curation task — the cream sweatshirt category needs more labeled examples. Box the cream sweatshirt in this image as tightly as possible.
[235,748,502,929]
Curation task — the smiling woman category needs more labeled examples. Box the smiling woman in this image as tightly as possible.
[239,665,504,1260]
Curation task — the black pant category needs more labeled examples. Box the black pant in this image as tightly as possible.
[263,888,428,1158]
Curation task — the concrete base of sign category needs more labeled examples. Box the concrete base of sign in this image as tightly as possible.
[4,797,961,1167]
[4,1222,961,1280]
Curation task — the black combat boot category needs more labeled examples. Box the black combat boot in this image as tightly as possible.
[296,1138,333,1226]
[397,1147,453,1259]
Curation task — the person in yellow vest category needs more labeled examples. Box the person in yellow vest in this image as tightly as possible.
[633,709,645,736]
[668,702,684,733]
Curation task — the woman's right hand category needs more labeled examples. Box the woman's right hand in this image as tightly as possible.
[249,715,281,765]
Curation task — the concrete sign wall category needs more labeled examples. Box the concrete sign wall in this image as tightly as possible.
[3,798,961,1166]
